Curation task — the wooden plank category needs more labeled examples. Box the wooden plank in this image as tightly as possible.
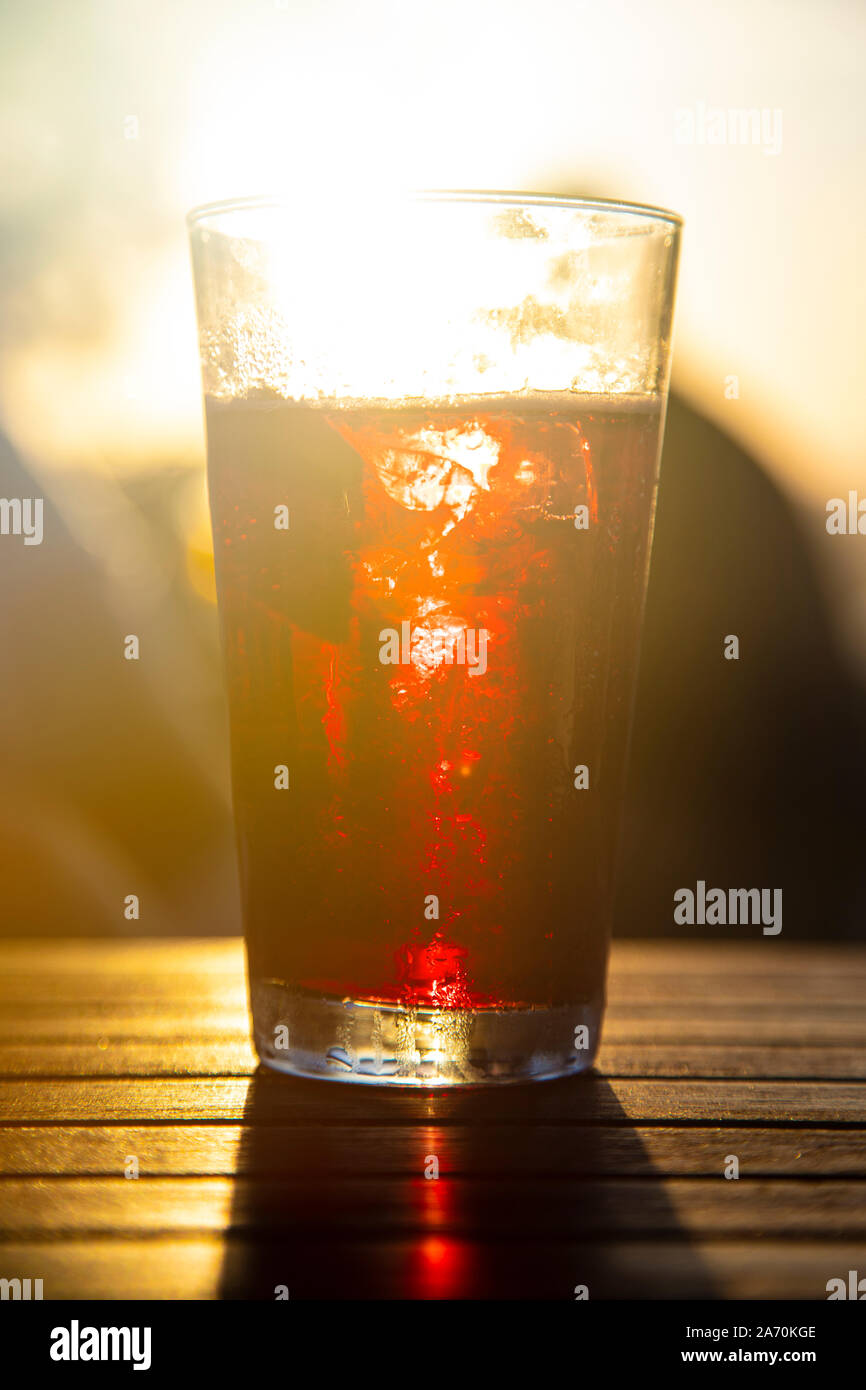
[0,1042,257,1077]
[3,1124,864,1177]
[1,941,863,1005]
[604,1014,866,1043]
[0,1236,861,1300]
[596,1046,866,1079]
[0,1077,864,1124]
[3,937,864,976]
[605,977,866,1005]
[0,1238,226,1300]
[0,939,245,973]
[3,1010,865,1048]
[0,1123,859,1177]
[611,942,866,976]
[0,1003,250,1026]
[0,1014,251,1041]
[1,1175,864,1239]
[0,978,247,1008]
[1,1041,865,1080]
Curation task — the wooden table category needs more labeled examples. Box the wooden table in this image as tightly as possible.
[0,939,864,1300]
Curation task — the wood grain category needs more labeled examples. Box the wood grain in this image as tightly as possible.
[1,1041,866,1079]
[1,1124,863,1176]
[2,1175,865,1238]
[2,1076,864,1124]
[0,1237,859,1300]
[0,938,863,1302]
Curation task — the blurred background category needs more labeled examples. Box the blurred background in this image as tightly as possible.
[0,0,863,940]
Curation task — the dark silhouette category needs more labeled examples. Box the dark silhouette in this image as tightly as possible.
[618,394,866,941]
[217,1070,716,1299]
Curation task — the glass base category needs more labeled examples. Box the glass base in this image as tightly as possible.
[251,979,602,1086]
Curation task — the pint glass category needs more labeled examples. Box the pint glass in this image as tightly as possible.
[188,192,680,1085]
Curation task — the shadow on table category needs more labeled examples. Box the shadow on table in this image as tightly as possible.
[217,1067,715,1300]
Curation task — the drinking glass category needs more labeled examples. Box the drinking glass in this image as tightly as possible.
[188,191,681,1085]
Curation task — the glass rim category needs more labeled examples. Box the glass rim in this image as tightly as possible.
[186,189,683,231]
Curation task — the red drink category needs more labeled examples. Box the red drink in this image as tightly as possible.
[206,391,662,1079]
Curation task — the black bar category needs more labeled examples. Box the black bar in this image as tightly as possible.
[4,1299,861,1375]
